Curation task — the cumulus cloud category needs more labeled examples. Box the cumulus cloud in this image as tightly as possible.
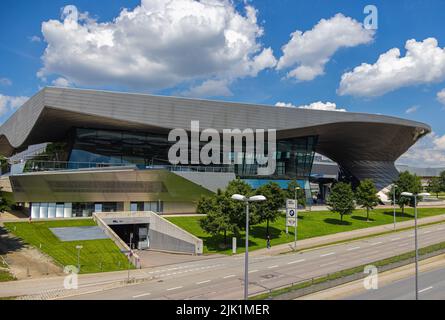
[37,0,276,96]
[52,77,73,87]
[405,105,419,114]
[338,38,445,97]
[398,132,445,167]
[275,101,346,112]
[437,88,445,106]
[29,35,41,43]
[0,94,29,116]
[276,13,374,81]
[181,79,233,98]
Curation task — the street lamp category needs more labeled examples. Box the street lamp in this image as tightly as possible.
[294,185,301,250]
[231,193,266,300]
[400,191,430,300]
[75,245,83,271]
[393,184,398,231]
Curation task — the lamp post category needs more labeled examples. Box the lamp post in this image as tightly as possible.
[75,245,83,271]
[400,191,430,300]
[231,193,266,300]
[294,185,300,250]
[393,184,398,231]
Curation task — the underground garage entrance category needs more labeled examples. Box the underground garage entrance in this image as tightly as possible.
[108,223,149,250]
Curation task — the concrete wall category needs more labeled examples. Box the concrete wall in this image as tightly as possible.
[95,211,203,255]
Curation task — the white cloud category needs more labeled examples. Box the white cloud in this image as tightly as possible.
[405,105,419,114]
[29,35,41,43]
[181,79,232,98]
[38,0,276,96]
[437,88,445,106]
[0,78,12,86]
[275,101,347,112]
[398,132,445,167]
[0,94,29,116]
[338,38,445,97]
[276,13,374,81]
[52,77,73,87]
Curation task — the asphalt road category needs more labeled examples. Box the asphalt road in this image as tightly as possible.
[348,266,445,300]
[63,222,445,300]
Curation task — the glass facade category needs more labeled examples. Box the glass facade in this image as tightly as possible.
[67,128,318,180]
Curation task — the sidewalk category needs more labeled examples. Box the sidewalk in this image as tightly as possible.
[251,213,445,257]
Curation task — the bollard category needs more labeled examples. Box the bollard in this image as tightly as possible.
[232,237,237,254]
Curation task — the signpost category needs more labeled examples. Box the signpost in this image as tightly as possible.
[286,199,298,250]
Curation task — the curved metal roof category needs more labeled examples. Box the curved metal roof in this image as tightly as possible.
[0,87,431,189]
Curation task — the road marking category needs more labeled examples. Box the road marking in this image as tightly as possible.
[423,230,431,234]
[391,237,401,241]
[196,280,211,285]
[320,261,337,267]
[167,286,183,291]
[370,241,383,246]
[419,286,433,293]
[133,292,151,298]
[437,227,444,231]
[347,247,360,251]
[248,270,259,274]
[320,252,335,257]
[398,243,409,247]
[223,274,235,279]
[267,265,279,269]
[287,259,305,265]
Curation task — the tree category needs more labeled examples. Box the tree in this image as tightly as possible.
[439,171,445,192]
[327,182,355,221]
[0,187,12,217]
[286,180,306,207]
[427,177,442,198]
[198,192,233,247]
[197,179,256,248]
[355,179,379,221]
[255,182,286,237]
[391,171,423,214]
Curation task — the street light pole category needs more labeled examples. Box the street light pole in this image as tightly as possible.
[401,191,429,300]
[231,194,266,300]
[393,184,398,231]
[244,201,249,301]
[294,185,300,250]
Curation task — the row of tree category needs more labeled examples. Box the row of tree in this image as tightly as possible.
[327,171,424,221]
[426,171,445,197]
[197,179,305,246]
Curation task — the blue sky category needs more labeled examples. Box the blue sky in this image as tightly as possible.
[1,0,445,166]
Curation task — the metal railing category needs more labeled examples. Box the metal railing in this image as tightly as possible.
[21,160,132,173]
[16,160,236,174]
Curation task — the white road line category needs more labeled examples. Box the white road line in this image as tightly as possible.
[167,286,183,291]
[347,247,360,251]
[423,231,431,234]
[287,259,305,265]
[437,227,444,231]
[391,238,401,241]
[320,252,335,257]
[320,261,337,267]
[267,265,279,269]
[370,241,383,246]
[248,270,259,274]
[196,280,211,285]
[133,293,151,298]
[223,275,235,279]
[398,243,409,247]
[419,286,433,294]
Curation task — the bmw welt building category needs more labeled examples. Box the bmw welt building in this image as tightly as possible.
[0,87,430,219]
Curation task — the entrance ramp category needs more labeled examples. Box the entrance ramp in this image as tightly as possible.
[94,211,203,255]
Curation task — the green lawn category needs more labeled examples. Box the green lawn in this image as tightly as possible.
[0,258,14,282]
[4,219,131,274]
[167,207,445,254]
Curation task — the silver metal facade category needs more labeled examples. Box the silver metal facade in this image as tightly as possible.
[0,87,431,189]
